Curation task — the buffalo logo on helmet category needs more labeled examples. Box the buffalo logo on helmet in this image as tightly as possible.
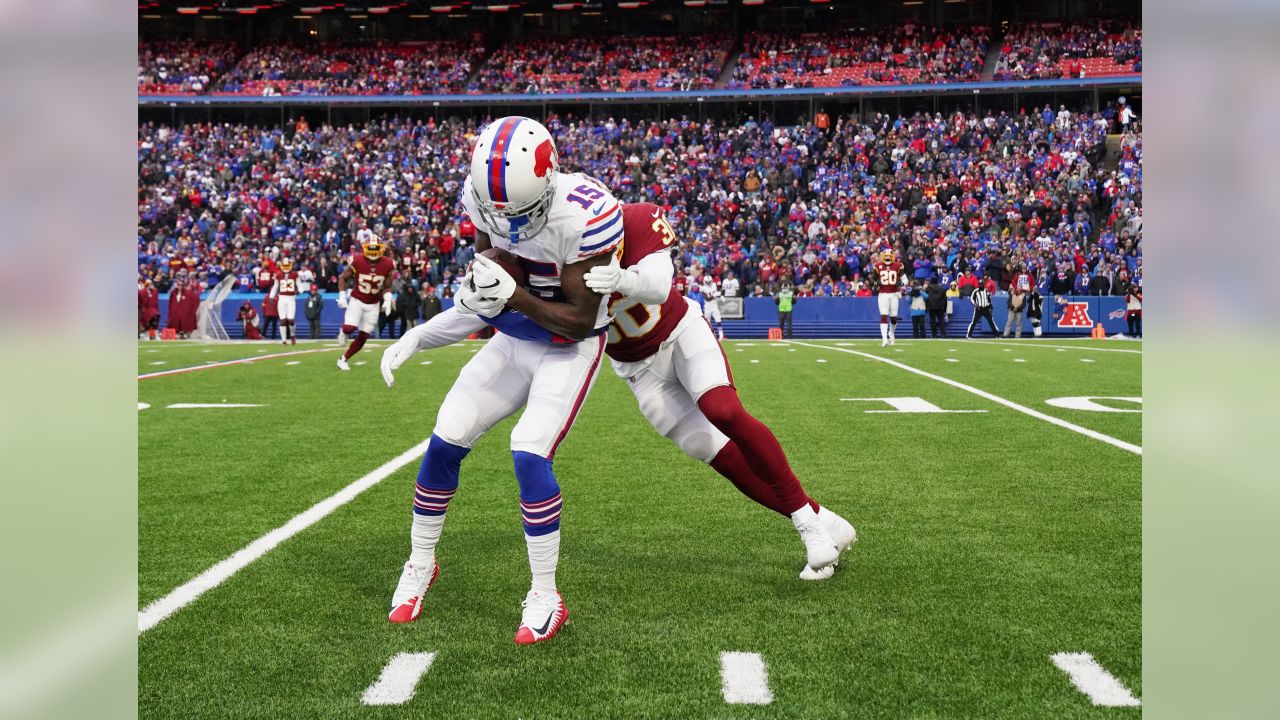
[533,139,558,179]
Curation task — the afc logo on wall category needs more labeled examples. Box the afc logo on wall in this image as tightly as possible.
[1055,299,1093,328]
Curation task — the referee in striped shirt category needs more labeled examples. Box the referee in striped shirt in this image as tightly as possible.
[966,284,1001,338]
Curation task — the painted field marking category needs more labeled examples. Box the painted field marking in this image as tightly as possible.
[355,361,368,366]
[1046,396,1142,413]
[1050,652,1141,707]
[787,348,796,352]
[970,339,1141,354]
[1081,358,1096,363]
[138,403,150,411]
[1014,358,1027,363]
[285,361,301,366]
[165,404,265,409]
[138,436,433,632]
[420,360,433,365]
[361,652,437,706]
[138,348,330,379]
[719,651,773,705]
[788,341,1141,455]
[837,342,855,346]
[841,397,986,414]
[817,359,827,363]
[737,342,756,346]
[750,359,760,364]
[149,361,167,366]
[946,358,959,363]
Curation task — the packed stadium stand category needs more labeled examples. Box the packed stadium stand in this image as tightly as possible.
[727,27,990,89]
[994,20,1142,80]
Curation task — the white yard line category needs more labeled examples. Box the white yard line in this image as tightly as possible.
[788,341,1141,455]
[138,437,432,633]
[719,652,773,705]
[361,652,437,706]
[138,348,331,379]
[165,403,265,409]
[968,339,1141,354]
[1050,652,1141,707]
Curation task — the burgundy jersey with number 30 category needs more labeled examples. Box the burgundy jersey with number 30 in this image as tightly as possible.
[349,254,395,304]
[605,203,688,363]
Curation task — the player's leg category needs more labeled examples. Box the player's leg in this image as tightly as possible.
[986,308,1001,335]
[391,334,529,623]
[337,299,362,364]
[966,305,978,338]
[1031,315,1042,337]
[711,307,725,341]
[672,318,841,571]
[877,293,890,345]
[339,301,378,368]
[887,294,900,343]
[506,334,608,645]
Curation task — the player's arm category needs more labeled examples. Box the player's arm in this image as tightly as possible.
[381,307,487,387]
[584,251,673,305]
[268,278,279,299]
[336,266,354,307]
[505,253,613,341]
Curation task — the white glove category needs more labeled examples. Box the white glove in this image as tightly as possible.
[381,335,416,388]
[453,280,504,318]
[584,261,641,296]
[336,291,349,309]
[470,255,517,301]
[381,295,393,315]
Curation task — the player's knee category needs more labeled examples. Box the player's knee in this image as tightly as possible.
[879,315,888,323]
[416,434,469,493]
[673,415,724,464]
[341,324,356,334]
[697,385,745,429]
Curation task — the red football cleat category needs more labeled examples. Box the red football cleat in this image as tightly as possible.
[514,590,568,645]
[388,560,440,624]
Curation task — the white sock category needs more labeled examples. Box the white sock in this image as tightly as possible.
[879,323,888,341]
[889,322,896,339]
[410,513,446,569]
[525,530,560,594]
[281,324,289,341]
[790,503,819,528]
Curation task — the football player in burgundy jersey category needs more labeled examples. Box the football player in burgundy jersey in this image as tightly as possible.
[336,237,394,370]
[382,203,855,580]
[585,203,855,579]
[269,258,301,345]
[872,249,906,346]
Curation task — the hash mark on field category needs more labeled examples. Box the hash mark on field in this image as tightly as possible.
[138,403,150,411]
[149,361,167,366]
[1081,358,1096,363]
[1051,652,1141,707]
[285,361,301,366]
[817,359,827,363]
[720,652,773,705]
[788,341,1141,454]
[1014,358,1027,363]
[355,361,367,365]
[361,652,437,706]
[750,359,760,364]
[946,358,959,363]
[787,348,796,352]
[137,436,434,632]
[420,360,433,365]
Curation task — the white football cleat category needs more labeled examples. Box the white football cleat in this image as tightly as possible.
[793,513,839,571]
[889,337,896,346]
[514,589,568,646]
[798,507,858,581]
[881,339,889,347]
[336,356,350,371]
[388,560,440,624]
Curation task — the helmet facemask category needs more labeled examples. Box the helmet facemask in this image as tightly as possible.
[471,172,557,244]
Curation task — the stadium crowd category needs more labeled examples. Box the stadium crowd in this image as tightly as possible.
[468,35,730,94]
[138,102,1141,314]
[994,20,1142,80]
[138,21,1142,96]
[728,26,989,89]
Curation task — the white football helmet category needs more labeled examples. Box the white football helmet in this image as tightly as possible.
[469,116,559,242]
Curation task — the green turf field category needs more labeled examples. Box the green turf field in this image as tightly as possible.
[138,337,1141,719]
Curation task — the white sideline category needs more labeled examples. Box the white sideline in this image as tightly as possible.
[361,652,437,706]
[719,651,773,705]
[138,348,331,379]
[1050,652,1141,707]
[788,341,1141,455]
[138,437,432,633]
[968,339,1141,354]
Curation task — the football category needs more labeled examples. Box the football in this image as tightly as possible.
[479,247,527,287]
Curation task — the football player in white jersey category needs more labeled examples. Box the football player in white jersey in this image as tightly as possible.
[699,275,725,341]
[381,117,621,646]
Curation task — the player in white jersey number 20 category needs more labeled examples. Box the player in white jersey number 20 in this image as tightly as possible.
[381,117,623,646]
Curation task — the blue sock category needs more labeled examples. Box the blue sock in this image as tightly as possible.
[513,450,561,536]
[413,434,469,516]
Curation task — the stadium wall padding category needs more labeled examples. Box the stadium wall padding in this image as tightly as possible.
[157,292,1134,340]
